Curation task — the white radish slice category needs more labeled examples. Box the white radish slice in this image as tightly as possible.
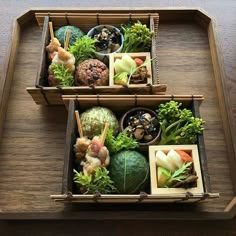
[114,59,123,73]
[114,58,133,74]
[121,54,137,71]
[166,149,183,169]
[155,150,176,172]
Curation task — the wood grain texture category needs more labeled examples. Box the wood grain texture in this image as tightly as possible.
[0,0,236,228]
[0,15,233,218]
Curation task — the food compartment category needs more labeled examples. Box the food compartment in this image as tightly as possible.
[51,95,219,203]
[109,52,152,86]
[149,145,204,195]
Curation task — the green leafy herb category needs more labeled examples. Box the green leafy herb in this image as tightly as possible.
[68,36,96,64]
[157,101,205,145]
[121,21,153,52]
[105,128,139,154]
[50,63,74,86]
[166,162,192,187]
[73,167,117,194]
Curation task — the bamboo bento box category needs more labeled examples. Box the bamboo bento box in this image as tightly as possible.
[26,12,167,105]
[50,95,219,203]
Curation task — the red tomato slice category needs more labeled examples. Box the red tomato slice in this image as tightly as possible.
[175,150,193,163]
[134,58,144,67]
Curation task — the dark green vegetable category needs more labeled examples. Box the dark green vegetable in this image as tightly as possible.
[68,36,96,64]
[121,21,153,52]
[73,167,117,194]
[157,101,205,145]
[55,25,84,47]
[105,128,139,154]
[49,64,74,86]
[109,150,149,194]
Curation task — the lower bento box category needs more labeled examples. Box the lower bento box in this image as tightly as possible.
[50,95,219,203]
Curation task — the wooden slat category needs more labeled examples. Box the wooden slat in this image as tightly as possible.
[27,85,167,105]
[208,20,236,193]
[35,12,156,30]
[35,16,49,86]
[0,20,20,140]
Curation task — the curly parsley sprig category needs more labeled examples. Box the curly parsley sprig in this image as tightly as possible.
[73,167,117,194]
[50,63,74,86]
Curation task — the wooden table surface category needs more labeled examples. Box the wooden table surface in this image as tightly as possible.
[1,0,236,235]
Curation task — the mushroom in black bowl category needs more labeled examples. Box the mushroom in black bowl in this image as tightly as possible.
[87,25,124,63]
[120,107,161,147]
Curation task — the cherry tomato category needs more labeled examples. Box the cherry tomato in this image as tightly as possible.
[134,58,144,67]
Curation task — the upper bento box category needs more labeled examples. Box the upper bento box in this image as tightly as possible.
[26,13,167,105]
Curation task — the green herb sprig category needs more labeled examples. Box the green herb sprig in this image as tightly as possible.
[157,101,205,145]
[122,21,153,52]
[105,128,139,154]
[68,36,96,64]
[166,162,192,187]
[50,63,74,86]
[73,167,117,194]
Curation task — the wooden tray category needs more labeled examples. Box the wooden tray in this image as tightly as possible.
[50,95,218,203]
[26,12,167,105]
[0,7,236,220]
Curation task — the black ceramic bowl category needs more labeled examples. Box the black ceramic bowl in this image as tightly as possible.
[120,107,161,147]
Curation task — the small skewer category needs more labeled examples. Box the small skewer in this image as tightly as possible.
[64,29,71,51]
[100,122,109,146]
[49,22,54,40]
[75,110,83,138]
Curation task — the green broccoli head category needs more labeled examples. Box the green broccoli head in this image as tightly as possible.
[157,101,205,145]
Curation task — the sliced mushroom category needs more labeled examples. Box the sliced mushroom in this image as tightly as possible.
[134,126,144,140]
[144,134,153,141]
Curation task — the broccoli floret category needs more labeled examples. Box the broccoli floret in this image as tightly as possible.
[157,101,205,145]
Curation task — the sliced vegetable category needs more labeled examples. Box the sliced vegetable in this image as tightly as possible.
[155,150,176,172]
[134,58,144,67]
[122,54,137,70]
[157,166,171,187]
[114,58,131,74]
[113,72,129,85]
[166,149,183,169]
[175,150,193,163]
[114,55,137,74]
